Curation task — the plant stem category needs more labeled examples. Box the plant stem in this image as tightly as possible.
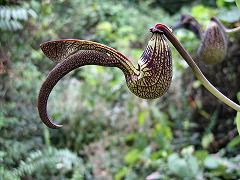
[182,14,204,39]
[211,16,240,33]
[155,24,240,112]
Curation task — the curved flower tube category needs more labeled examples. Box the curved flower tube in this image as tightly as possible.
[38,24,240,129]
[38,30,172,129]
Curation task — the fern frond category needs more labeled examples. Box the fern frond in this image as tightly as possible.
[0,19,22,30]
[6,148,85,178]
[0,5,36,31]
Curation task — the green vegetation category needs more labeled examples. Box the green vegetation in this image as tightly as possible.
[1,0,240,179]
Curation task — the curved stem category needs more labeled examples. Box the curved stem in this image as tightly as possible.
[172,22,202,40]
[181,14,204,39]
[211,16,240,33]
[155,24,240,112]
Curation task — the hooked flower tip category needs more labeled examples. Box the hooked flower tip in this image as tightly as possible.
[149,27,163,33]
[155,24,172,33]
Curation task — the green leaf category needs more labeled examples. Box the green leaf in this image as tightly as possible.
[193,80,201,89]
[11,7,18,20]
[181,145,194,155]
[28,9,37,18]
[125,133,136,143]
[186,154,199,177]
[227,135,240,147]
[194,150,209,162]
[0,151,6,158]
[168,153,199,178]
[124,149,142,165]
[219,6,240,22]
[236,112,240,135]
[204,155,219,169]
[44,126,51,147]
[201,133,214,149]
[237,92,240,103]
[150,150,167,160]
[225,0,235,2]
[217,0,225,7]
[5,7,11,20]
[156,131,164,148]
[138,110,149,126]
[115,167,129,180]
[138,112,145,125]
[192,5,215,20]
[237,0,240,9]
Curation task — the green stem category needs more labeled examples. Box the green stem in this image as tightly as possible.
[211,16,240,33]
[155,24,240,112]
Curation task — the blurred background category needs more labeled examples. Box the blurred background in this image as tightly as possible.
[1,0,240,179]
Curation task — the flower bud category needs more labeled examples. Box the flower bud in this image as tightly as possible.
[198,21,227,65]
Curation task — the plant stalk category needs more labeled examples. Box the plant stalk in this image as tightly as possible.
[211,16,240,33]
[155,24,240,112]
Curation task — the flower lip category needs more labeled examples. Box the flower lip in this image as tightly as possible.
[149,27,164,33]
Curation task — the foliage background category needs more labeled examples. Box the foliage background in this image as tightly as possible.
[0,0,240,179]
